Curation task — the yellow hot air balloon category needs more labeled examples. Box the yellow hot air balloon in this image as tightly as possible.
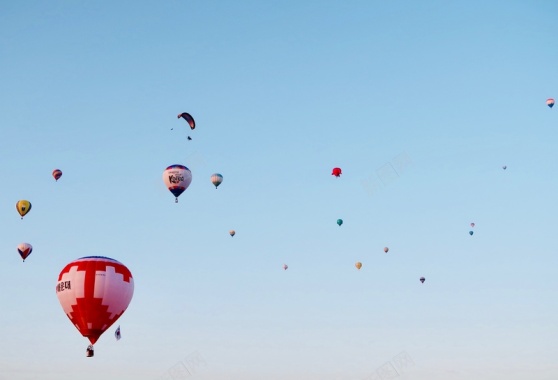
[355,262,362,270]
[16,200,32,219]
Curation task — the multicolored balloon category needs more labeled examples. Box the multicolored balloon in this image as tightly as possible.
[337,219,343,226]
[211,173,223,189]
[178,112,196,129]
[229,230,235,237]
[17,243,33,262]
[16,200,32,219]
[332,167,342,177]
[52,169,63,181]
[355,262,362,270]
[56,256,134,355]
[163,165,192,203]
[383,247,389,253]
[547,98,554,108]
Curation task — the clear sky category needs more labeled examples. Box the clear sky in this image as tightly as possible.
[1,1,557,379]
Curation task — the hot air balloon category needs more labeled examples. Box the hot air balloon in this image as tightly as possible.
[420,277,425,283]
[337,219,343,226]
[187,136,192,140]
[56,256,134,357]
[16,200,32,219]
[384,247,389,253]
[178,112,196,129]
[470,222,475,228]
[469,231,474,236]
[332,167,342,177]
[17,243,33,262]
[52,169,63,181]
[283,264,288,270]
[355,262,362,270]
[229,230,235,237]
[211,173,223,189]
[547,98,554,108]
[163,165,192,203]
[502,165,507,170]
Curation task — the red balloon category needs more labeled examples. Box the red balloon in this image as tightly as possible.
[56,256,134,346]
[52,169,63,181]
[331,167,342,177]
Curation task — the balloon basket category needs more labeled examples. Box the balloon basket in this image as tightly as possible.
[86,345,94,357]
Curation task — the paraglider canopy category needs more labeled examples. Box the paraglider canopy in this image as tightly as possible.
[178,112,196,129]
[355,262,362,270]
[420,277,425,283]
[547,98,555,108]
[337,219,343,226]
[332,167,342,177]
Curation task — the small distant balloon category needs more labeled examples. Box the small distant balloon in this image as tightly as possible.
[470,222,475,228]
[337,219,343,226]
[17,243,33,262]
[211,173,223,189]
[469,231,474,236]
[547,98,555,108]
[282,264,288,270]
[187,136,192,140]
[502,165,507,170]
[383,247,389,253]
[420,277,425,284]
[332,167,342,177]
[16,200,32,219]
[52,169,63,181]
[355,262,362,270]
[178,112,196,129]
[229,230,235,237]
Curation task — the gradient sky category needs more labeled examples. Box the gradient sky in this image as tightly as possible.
[1,1,557,379]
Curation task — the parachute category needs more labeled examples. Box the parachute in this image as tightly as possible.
[332,167,342,177]
[17,243,33,262]
[355,262,362,270]
[16,200,32,219]
[211,173,223,189]
[337,219,343,226]
[420,277,425,283]
[178,112,196,129]
[547,98,555,108]
[163,165,192,203]
[52,169,63,181]
[56,256,134,356]
[229,230,235,237]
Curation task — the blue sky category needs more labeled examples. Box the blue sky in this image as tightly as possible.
[1,1,557,379]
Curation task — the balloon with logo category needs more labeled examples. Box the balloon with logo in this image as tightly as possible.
[56,256,134,357]
[16,200,32,219]
[178,112,196,129]
[547,98,554,108]
[211,173,223,189]
[163,165,192,203]
[332,167,342,177]
[17,243,33,262]
[52,169,63,181]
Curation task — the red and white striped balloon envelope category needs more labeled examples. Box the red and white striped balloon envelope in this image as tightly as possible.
[56,256,134,346]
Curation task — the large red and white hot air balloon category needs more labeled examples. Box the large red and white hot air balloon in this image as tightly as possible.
[56,256,134,356]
